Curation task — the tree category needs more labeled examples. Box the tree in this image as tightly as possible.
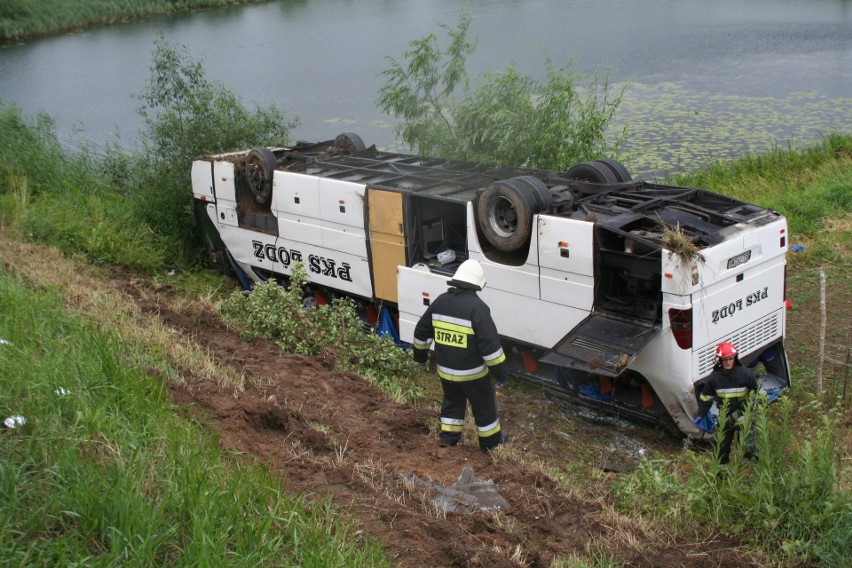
[130,34,297,264]
[378,14,624,170]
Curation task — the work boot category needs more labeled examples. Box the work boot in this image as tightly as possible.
[481,431,508,452]
[439,435,459,448]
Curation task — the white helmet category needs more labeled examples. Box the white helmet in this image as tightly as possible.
[449,259,487,290]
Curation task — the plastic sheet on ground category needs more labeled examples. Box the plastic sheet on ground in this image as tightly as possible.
[404,467,511,514]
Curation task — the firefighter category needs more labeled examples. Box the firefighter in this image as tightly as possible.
[412,259,508,451]
[695,342,758,464]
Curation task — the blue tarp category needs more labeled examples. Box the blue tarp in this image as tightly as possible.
[579,382,612,400]
[377,307,410,349]
[695,410,717,432]
[764,387,784,401]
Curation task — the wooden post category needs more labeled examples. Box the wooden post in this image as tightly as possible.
[816,267,826,393]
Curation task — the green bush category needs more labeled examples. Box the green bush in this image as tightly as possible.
[125,34,297,265]
[219,264,424,403]
[377,12,624,168]
[0,104,165,271]
[613,395,851,566]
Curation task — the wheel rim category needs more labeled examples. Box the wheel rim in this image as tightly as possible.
[487,195,518,238]
[247,160,266,193]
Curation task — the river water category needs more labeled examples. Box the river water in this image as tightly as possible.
[1,0,850,176]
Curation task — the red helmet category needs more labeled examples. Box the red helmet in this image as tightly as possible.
[716,342,738,359]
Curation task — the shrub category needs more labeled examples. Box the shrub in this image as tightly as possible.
[127,34,298,265]
[377,12,624,169]
[219,264,424,403]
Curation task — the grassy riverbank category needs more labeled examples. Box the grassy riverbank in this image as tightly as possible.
[1,99,850,564]
[0,0,270,43]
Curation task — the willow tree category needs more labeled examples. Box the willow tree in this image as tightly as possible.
[377,13,625,170]
[130,34,297,264]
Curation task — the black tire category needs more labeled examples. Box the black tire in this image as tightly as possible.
[594,158,632,182]
[565,161,619,184]
[513,175,553,213]
[245,147,277,205]
[334,132,366,154]
[476,179,538,252]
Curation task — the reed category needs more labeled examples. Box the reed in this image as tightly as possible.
[0,104,166,272]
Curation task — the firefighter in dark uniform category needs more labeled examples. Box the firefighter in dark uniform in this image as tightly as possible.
[695,342,758,464]
[412,259,508,451]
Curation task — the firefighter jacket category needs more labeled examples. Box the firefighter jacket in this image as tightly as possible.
[697,363,758,419]
[412,287,507,382]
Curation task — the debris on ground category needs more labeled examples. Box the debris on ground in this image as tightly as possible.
[3,415,26,429]
[404,467,511,514]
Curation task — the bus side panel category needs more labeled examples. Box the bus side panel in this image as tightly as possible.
[398,267,450,343]
[217,225,279,274]
[216,223,373,297]
[191,160,215,201]
[368,189,406,304]
[397,266,589,349]
[537,216,595,312]
[690,256,786,377]
[318,178,365,229]
[628,294,700,435]
[277,213,322,246]
[272,171,320,218]
[212,161,236,202]
[319,178,367,257]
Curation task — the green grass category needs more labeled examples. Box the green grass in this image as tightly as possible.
[0,105,167,273]
[613,395,851,567]
[0,1,270,43]
[672,134,852,263]
[0,270,389,566]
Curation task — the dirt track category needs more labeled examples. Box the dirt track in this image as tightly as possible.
[123,276,757,567]
[2,237,757,567]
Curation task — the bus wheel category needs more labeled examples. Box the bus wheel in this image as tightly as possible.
[334,132,366,154]
[593,158,632,182]
[476,178,538,252]
[513,175,553,212]
[566,161,620,184]
[245,147,277,204]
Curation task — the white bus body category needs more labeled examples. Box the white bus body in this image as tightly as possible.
[191,135,790,436]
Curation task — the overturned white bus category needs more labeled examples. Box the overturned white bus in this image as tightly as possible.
[191,133,790,436]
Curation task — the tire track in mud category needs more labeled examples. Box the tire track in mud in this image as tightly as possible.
[0,235,754,567]
[124,278,755,568]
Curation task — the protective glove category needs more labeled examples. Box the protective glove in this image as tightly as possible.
[412,348,429,366]
[694,413,715,433]
[490,363,508,388]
